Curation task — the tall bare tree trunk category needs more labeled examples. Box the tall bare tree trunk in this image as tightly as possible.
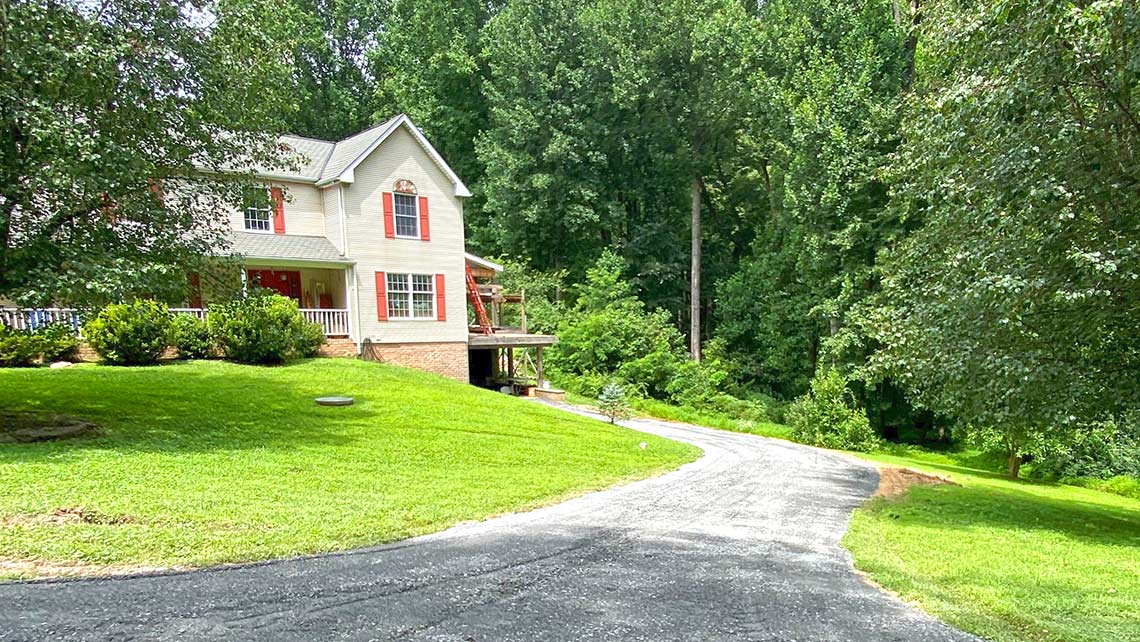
[690,176,702,362]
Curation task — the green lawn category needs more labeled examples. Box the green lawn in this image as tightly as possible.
[0,359,699,579]
[846,450,1140,642]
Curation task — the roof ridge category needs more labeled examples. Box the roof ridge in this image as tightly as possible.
[334,115,402,143]
[279,133,336,144]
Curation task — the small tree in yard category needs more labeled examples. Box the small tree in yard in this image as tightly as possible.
[598,382,632,424]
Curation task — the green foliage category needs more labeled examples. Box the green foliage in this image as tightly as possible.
[0,323,80,366]
[1062,475,1140,502]
[370,0,493,207]
[664,340,771,424]
[84,301,173,365]
[0,0,298,307]
[37,323,79,362]
[1029,419,1140,482]
[788,369,880,452]
[597,382,632,424]
[207,294,325,364]
[863,0,1140,467]
[492,258,568,334]
[0,326,44,367]
[170,314,211,360]
[549,251,686,398]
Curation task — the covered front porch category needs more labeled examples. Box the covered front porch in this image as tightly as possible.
[194,231,358,338]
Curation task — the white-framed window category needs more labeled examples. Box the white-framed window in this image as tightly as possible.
[244,203,272,232]
[393,192,419,238]
[242,186,274,233]
[387,272,435,319]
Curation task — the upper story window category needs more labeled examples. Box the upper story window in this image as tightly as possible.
[243,189,273,232]
[386,272,435,319]
[393,193,419,238]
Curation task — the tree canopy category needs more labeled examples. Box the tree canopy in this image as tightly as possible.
[5,0,1139,477]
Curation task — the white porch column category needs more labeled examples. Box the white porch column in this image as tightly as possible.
[344,268,357,343]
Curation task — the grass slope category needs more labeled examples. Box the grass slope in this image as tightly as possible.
[0,360,699,578]
[846,451,1140,642]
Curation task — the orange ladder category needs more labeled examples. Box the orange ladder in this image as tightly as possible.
[465,263,494,335]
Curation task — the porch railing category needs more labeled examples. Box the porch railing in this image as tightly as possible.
[0,308,83,333]
[0,307,351,338]
[299,309,350,336]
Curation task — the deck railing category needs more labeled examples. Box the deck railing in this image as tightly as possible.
[0,307,351,338]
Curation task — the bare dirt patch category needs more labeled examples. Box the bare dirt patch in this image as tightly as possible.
[0,413,99,443]
[874,466,956,499]
[0,556,189,580]
[3,507,134,527]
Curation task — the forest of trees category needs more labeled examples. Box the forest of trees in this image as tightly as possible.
[3,0,1138,479]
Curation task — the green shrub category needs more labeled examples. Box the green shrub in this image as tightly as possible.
[38,323,80,362]
[171,314,211,360]
[208,294,324,364]
[295,318,327,358]
[788,369,880,452]
[1028,418,1140,481]
[0,326,44,367]
[84,300,173,365]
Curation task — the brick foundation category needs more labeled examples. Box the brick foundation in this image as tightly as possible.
[317,337,358,358]
[362,341,469,382]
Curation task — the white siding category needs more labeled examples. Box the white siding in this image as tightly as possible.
[323,184,344,254]
[343,126,468,344]
[225,181,326,238]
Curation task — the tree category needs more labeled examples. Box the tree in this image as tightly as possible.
[370,0,497,206]
[864,0,1140,477]
[597,381,632,424]
[278,0,388,140]
[581,0,756,361]
[714,0,910,400]
[0,0,297,306]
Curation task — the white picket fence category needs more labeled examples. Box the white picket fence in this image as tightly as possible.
[0,307,350,337]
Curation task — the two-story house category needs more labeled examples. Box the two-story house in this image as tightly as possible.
[202,114,555,383]
[1,114,556,384]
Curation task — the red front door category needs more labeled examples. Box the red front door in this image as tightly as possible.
[247,269,302,303]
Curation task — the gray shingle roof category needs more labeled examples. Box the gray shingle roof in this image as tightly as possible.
[316,117,400,182]
[226,231,351,264]
[207,114,471,196]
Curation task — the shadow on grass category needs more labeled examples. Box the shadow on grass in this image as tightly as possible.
[889,481,1140,548]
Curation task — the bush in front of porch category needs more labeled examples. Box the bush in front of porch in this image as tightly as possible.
[207,293,325,364]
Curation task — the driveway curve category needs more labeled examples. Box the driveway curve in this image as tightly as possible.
[1,403,976,642]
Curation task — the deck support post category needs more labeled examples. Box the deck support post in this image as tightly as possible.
[507,347,515,382]
[535,346,544,387]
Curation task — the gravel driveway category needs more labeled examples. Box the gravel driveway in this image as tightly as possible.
[1,403,976,642]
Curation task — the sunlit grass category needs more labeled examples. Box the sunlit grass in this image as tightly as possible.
[0,359,698,578]
[846,451,1140,642]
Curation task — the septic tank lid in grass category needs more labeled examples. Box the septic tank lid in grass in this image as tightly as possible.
[315,396,354,406]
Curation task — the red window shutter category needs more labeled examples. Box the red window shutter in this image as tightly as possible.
[375,272,388,321]
[419,196,430,241]
[270,187,286,234]
[382,192,395,239]
[435,273,446,321]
